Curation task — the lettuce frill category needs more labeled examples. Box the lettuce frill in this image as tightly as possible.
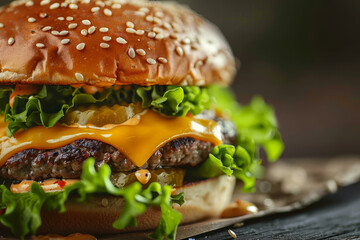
[0,85,210,135]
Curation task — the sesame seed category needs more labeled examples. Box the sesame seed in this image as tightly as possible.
[88,26,96,34]
[136,30,145,36]
[40,0,50,6]
[126,28,136,34]
[104,9,112,16]
[126,21,134,28]
[139,7,150,13]
[99,27,109,33]
[182,37,191,45]
[75,73,84,81]
[8,37,15,46]
[69,3,78,10]
[136,49,146,56]
[148,32,156,38]
[82,20,91,26]
[66,16,74,21]
[49,2,60,9]
[61,2,68,7]
[163,22,172,30]
[39,13,48,18]
[104,0,112,6]
[172,23,182,33]
[170,33,178,39]
[145,15,154,22]
[28,17,36,23]
[68,23,78,29]
[42,26,52,32]
[155,33,164,40]
[25,1,34,7]
[116,37,127,44]
[134,11,145,16]
[146,58,156,65]
[60,30,69,36]
[36,43,45,48]
[101,198,108,207]
[158,57,168,64]
[61,39,70,45]
[76,43,85,51]
[128,48,135,58]
[91,7,100,12]
[228,229,237,239]
[81,29,88,36]
[95,1,105,7]
[155,11,164,18]
[100,43,110,48]
[51,30,60,36]
[153,17,162,25]
[82,0,90,3]
[139,7,149,13]
[153,27,162,33]
[176,46,184,56]
[57,17,65,21]
[111,4,121,9]
[103,36,111,41]
[0,23,4,28]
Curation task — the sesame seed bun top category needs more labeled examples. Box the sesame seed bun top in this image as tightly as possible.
[0,0,236,87]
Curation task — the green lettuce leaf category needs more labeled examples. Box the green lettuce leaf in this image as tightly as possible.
[0,158,184,240]
[0,183,55,237]
[136,86,210,117]
[188,141,258,192]
[4,85,113,135]
[0,85,210,135]
[0,87,13,115]
[188,86,284,191]
[209,85,284,161]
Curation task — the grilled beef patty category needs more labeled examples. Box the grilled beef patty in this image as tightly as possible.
[0,115,237,181]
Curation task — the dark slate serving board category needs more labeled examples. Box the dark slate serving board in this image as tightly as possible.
[192,181,360,240]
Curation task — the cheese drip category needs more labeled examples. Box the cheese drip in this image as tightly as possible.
[0,110,222,168]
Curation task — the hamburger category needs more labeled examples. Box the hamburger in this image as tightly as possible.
[0,0,284,239]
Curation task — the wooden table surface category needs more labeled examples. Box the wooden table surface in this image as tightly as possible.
[191,182,360,240]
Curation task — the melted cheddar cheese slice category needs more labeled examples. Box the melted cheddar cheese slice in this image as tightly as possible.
[0,110,222,168]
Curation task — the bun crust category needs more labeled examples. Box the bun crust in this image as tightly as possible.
[0,0,235,87]
[27,175,234,235]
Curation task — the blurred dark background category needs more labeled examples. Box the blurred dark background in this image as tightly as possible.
[2,0,360,158]
[171,0,360,158]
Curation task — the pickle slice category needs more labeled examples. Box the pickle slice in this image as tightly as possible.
[61,103,143,126]
[111,168,186,188]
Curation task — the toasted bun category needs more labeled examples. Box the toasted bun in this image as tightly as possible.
[0,0,235,87]
[18,175,234,235]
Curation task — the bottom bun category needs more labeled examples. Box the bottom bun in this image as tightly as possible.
[0,175,235,236]
[173,175,236,224]
[38,175,235,235]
